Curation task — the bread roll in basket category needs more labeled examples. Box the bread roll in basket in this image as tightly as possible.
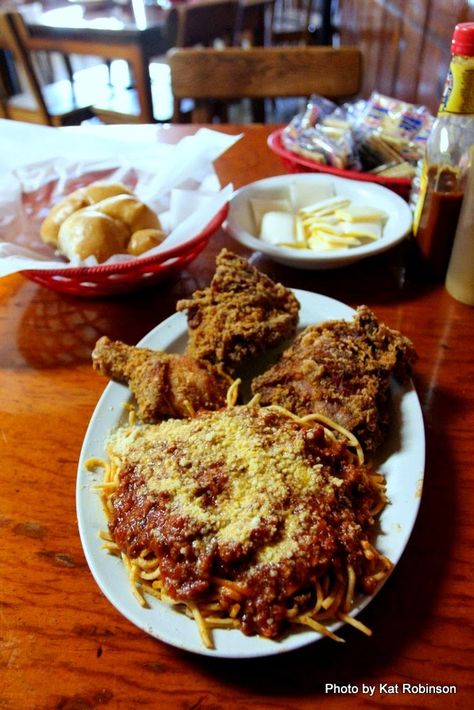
[40,182,165,262]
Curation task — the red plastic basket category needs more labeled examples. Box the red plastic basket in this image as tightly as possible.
[22,204,228,297]
[267,129,412,200]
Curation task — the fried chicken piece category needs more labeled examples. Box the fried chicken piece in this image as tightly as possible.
[176,249,300,374]
[92,336,230,422]
[251,306,418,454]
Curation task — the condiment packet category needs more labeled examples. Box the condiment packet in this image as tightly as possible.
[281,92,434,176]
[282,95,358,169]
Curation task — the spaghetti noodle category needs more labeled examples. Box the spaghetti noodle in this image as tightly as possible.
[89,399,391,649]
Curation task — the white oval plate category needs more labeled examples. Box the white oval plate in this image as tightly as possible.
[224,174,413,269]
[76,290,425,658]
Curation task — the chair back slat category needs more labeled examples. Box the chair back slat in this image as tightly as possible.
[168,45,362,120]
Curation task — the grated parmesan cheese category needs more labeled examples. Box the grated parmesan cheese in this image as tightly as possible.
[108,405,334,563]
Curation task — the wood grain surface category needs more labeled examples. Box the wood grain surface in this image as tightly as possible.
[0,124,473,710]
[339,0,474,115]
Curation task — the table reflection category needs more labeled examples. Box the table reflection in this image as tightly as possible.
[20,0,167,31]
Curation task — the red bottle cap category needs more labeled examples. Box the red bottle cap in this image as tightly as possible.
[451,23,474,56]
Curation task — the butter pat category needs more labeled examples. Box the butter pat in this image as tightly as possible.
[298,196,351,218]
[335,205,388,223]
[308,232,361,251]
[341,221,383,240]
[289,182,335,211]
[260,211,295,245]
[250,197,291,231]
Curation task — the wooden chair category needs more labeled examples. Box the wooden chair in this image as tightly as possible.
[0,10,95,126]
[171,0,240,48]
[168,45,362,122]
[146,0,240,123]
[271,0,322,45]
[0,10,151,126]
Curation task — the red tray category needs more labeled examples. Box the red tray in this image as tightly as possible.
[267,129,412,200]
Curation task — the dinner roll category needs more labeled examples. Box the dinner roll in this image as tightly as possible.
[92,194,162,234]
[41,180,165,262]
[127,228,166,256]
[81,182,133,204]
[40,182,133,247]
[40,192,90,247]
[58,209,129,263]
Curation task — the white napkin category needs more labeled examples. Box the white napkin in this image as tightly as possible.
[0,121,240,276]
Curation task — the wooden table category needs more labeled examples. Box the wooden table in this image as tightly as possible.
[19,1,174,122]
[17,0,274,123]
[0,123,473,709]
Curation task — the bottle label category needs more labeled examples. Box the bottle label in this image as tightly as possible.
[412,160,428,236]
[439,56,474,114]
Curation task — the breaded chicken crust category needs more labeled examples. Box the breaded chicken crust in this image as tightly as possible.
[251,306,418,454]
[92,336,230,422]
[176,249,300,374]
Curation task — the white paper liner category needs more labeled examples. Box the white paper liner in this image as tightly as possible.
[0,125,240,276]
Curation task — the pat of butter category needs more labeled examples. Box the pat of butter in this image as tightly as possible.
[250,197,291,232]
[298,196,351,217]
[308,232,361,251]
[341,221,383,240]
[334,205,388,223]
[300,218,343,235]
[289,182,335,211]
[260,211,295,245]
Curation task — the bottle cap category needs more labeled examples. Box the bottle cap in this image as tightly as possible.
[452,23,474,56]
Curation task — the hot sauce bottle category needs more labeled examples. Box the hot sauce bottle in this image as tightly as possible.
[412,23,474,279]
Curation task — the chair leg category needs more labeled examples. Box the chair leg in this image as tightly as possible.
[192,101,213,123]
[0,49,20,94]
[251,98,266,122]
[62,53,75,82]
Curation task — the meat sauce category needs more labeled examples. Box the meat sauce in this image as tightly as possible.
[109,408,383,639]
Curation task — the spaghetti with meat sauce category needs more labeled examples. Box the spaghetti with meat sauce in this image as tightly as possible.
[96,402,391,647]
